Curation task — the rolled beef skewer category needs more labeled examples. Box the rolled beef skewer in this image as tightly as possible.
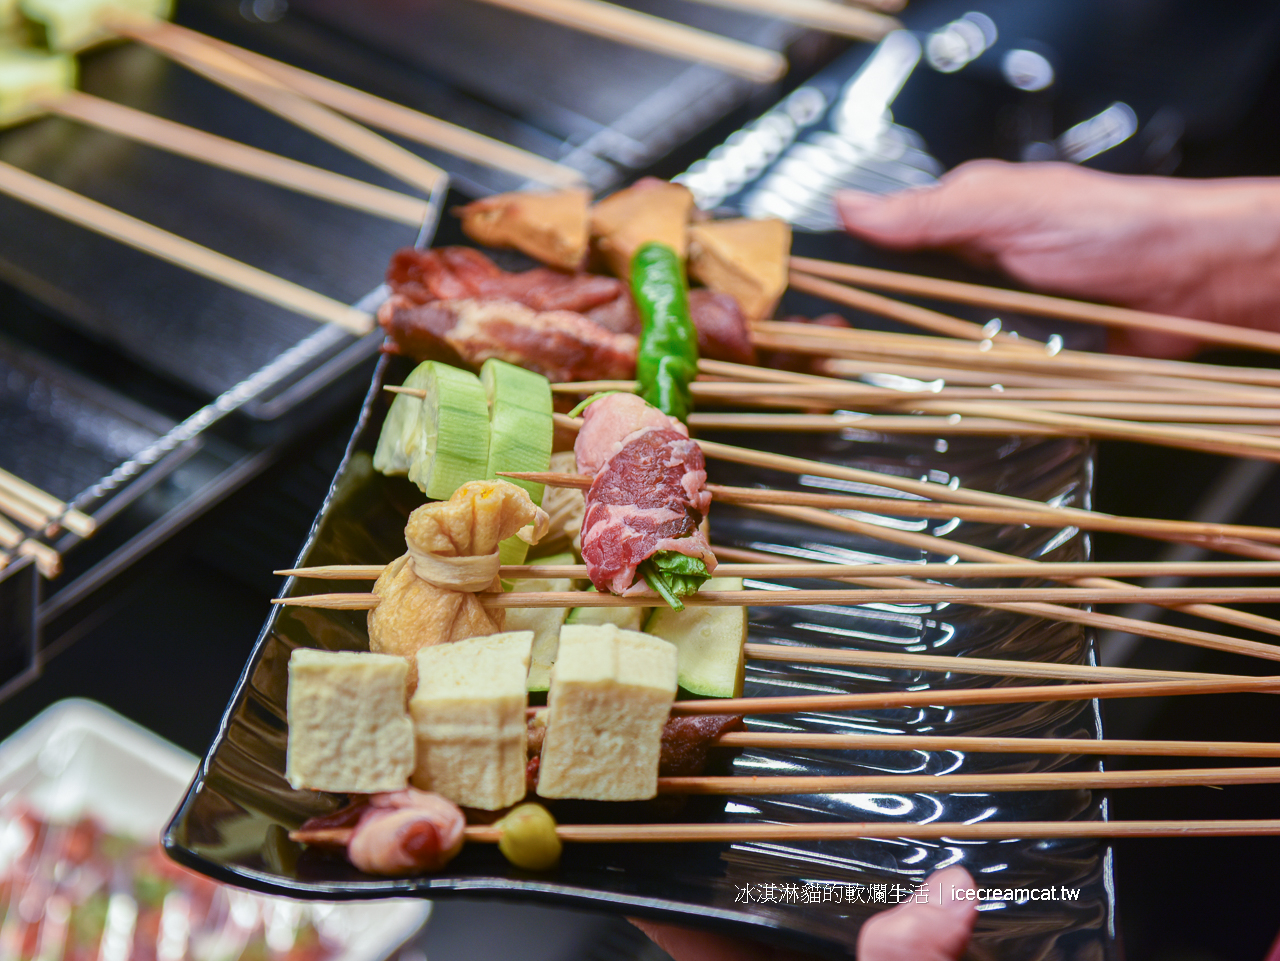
[574,393,716,601]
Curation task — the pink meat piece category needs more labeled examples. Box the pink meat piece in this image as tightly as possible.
[291,789,466,877]
[442,300,637,383]
[574,391,686,476]
[387,246,624,314]
[688,289,756,366]
[580,428,716,595]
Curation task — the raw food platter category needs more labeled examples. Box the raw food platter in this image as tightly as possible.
[163,348,1115,959]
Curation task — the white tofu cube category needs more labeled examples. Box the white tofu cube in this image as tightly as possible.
[411,631,533,810]
[536,624,677,801]
[286,649,414,793]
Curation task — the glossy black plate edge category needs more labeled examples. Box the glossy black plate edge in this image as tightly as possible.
[162,350,1114,960]
[160,352,862,959]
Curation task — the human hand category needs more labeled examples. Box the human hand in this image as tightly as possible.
[630,865,978,961]
[836,160,1280,358]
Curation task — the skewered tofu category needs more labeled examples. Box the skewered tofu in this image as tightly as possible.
[687,217,791,321]
[19,0,172,52]
[410,631,534,810]
[286,650,415,793]
[457,188,591,272]
[0,47,74,127]
[536,624,677,801]
[590,178,693,279]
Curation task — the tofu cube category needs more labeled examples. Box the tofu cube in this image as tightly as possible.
[537,624,677,801]
[410,631,533,810]
[286,650,414,793]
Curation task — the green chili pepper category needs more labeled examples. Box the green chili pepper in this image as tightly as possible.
[631,241,698,424]
[628,242,708,607]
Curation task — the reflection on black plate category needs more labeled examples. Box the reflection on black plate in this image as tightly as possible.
[165,354,1115,959]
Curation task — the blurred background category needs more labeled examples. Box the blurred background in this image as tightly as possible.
[3,1,1280,958]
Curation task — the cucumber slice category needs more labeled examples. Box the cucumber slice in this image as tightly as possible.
[644,577,746,698]
[20,0,172,51]
[373,361,436,476]
[481,359,553,565]
[566,588,648,632]
[0,49,76,126]
[503,551,575,691]
[406,363,491,500]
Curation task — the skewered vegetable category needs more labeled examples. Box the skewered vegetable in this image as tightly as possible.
[645,577,747,697]
[631,240,698,424]
[504,550,577,691]
[481,357,554,566]
[407,362,491,499]
[0,47,74,125]
[497,803,562,870]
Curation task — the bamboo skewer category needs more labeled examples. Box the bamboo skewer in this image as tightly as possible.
[740,644,1232,683]
[549,412,1236,528]
[0,469,95,537]
[462,819,1280,843]
[277,585,1280,609]
[281,559,1280,581]
[789,256,1280,357]
[46,91,428,227]
[657,766,1280,796]
[717,542,1280,666]
[467,0,789,83]
[751,320,1280,391]
[141,22,584,189]
[820,355,1280,399]
[749,501,1280,648]
[670,675,1280,715]
[0,514,59,578]
[714,730,1280,758]
[702,354,1280,402]
[559,377,1280,409]
[675,0,899,38]
[113,18,447,195]
[941,402,1280,462]
[482,587,1280,607]
[788,270,1019,342]
[501,471,1280,549]
[0,162,373,334]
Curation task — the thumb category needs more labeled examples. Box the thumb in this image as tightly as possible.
[856,866,979,961]
[837,159,1020,251]
[836,184,959,250]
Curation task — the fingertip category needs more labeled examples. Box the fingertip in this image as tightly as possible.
[834,189,886,226]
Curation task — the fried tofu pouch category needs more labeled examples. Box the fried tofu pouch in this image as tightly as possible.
[456,188,591,272]
[590,178,693,279]
[368,480,550,688]
[687,217,791,321]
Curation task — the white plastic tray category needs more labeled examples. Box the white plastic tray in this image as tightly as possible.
[0,699,432,961]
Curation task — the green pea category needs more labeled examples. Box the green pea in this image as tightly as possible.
[498,803,562,870]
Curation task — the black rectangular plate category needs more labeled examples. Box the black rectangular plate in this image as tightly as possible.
[164,353,1115,960]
